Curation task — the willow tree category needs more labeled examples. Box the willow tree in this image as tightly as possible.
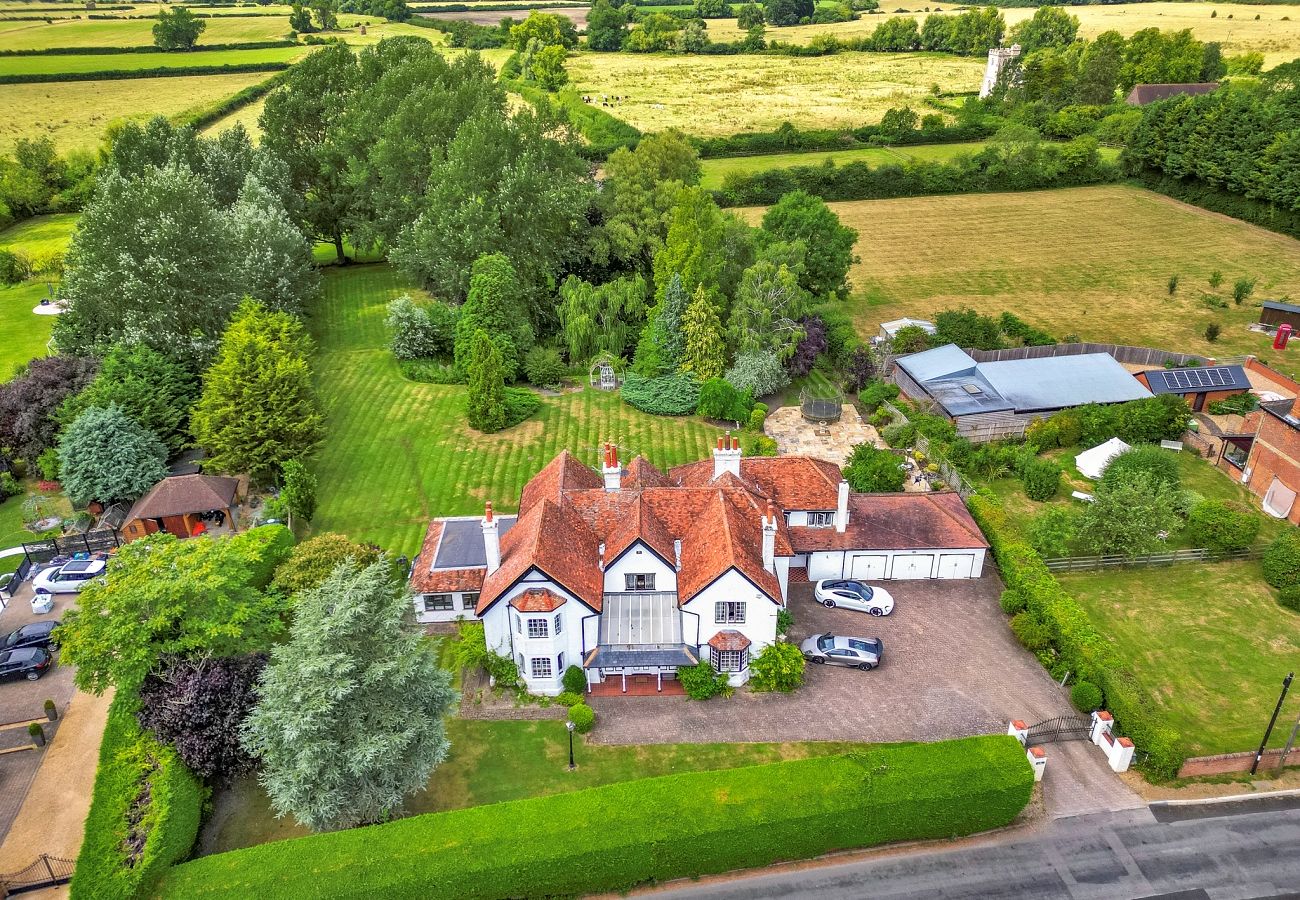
[557,273,647,363]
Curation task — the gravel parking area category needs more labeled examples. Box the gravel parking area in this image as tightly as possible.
[590,577,1075,745]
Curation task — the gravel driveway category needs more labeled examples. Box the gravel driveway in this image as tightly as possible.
[590,576,1075,745]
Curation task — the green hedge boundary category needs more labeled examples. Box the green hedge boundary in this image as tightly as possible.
[0,61,289,84]
[69,692,207,900]
[160,736,1032,899]
[967,491,1185,779]
[0,40,298,56]
[1126,169,1300,244]
[504,76,641,159]
[174,68,289,131]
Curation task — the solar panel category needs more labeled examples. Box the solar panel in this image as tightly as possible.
[1159,367,1236,391]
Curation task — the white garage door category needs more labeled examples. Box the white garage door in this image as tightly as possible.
[936,553,975,579]
[891,554,934,580]
[849,554,888,580]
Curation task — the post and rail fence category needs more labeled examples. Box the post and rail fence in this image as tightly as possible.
[1042,545,1266,572]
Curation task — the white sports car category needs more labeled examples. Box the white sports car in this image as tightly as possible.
[813,579,895,616]
[32,558,106,595]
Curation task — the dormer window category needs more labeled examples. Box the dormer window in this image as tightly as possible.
[808,511,835,528]
[625,573,656,592]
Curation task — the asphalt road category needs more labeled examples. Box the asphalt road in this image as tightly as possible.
[649,796,1300,900]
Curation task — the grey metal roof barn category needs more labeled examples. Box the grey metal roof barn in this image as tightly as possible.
[896,344,1152,418]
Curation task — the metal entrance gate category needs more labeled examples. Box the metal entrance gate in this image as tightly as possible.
[1024,715,1091,747]
[1,854,76,894]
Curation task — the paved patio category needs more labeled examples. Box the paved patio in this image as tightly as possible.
[589,578,1075,745]
[763,403,883,467]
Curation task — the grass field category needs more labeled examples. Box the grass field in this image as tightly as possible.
[707,2,1300,67]
[0,493,30,573]
[309,264,726,557]
[734,185,1300,359]
[0,215,73,381]
[566,51,984,136]
[0,71,275,152]
[200,91,268,139]
[1060,561,1300,757]
[698,142,1122,190]
[199,717,866,855]
[0,15,301,49]
[0,44,306,76]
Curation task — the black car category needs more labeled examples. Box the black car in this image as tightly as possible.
[0,621,61,652]
[0,648,53,682]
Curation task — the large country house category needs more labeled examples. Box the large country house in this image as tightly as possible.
[410,436,989,695]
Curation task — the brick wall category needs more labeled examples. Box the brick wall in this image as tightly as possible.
[1177,748,1294,778]
[1243,412,1300,525]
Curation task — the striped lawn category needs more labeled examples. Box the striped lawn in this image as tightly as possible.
[308,265,726,557]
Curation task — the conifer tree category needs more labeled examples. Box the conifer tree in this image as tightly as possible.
[466,329,507,433]
[679,285,725,382]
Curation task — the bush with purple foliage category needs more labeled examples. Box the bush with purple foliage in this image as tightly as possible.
[787,315,827,377]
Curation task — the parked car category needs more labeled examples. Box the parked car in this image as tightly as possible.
[0,647,53,682]
[0,621,61,652]
[814,579,895,616]
[800,633,884,670]
[32,559,106,595]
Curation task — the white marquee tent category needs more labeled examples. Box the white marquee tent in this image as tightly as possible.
[1074,437,1132,480]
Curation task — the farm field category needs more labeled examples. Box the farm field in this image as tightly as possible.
[1060,561,1300,757]
[0,71,275,152]
[707,2,1300,66]
[733,185,1300,359]
[699,141,1122,190]
[566,51,984,136]
[0,15,302,49]
[199,717,866,855]
[420,5,588,25]
[0,44,306,76]
[309,264,726,557]
[201,92,268,139]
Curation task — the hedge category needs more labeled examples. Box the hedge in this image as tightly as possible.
[70,693,207,900]
[621,372,700,416]
[173,69,289,130]
[1127,170,1300,243]
[968,491,1185,779]
[0,40,297,56]
[505,77,641,159]
[0,61,289,85]
[694,117,996,159]
[160,736,1032,899]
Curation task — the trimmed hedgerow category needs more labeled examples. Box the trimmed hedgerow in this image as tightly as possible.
[160,736,1032,899]
[70,693,207,900]
[968,490,1184,779]
[1262,528,1300,589]
[621,372,700,416]
[0,62,289,85]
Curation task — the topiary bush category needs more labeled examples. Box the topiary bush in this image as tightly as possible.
[748,641,806,692]
[1019,456,1061,502]
[1009,612,1052,652]
[561,664,587,696]
[1263,528,1300,589]
[999,589,1027,616]
[1070,680,1103,713]
[1277,585,1300,613]
[555,691,582,708]
[621,372,700,416]
[1185,499,1261,553]
[568,702,595,734]
[677,659,730,700]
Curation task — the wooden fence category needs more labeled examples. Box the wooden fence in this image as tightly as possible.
[963,343,1212,368]
[1043,545,1265,572]
[879,400,978,500]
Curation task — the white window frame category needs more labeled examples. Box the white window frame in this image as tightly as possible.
[714,601,746,624]
[422,594,454,613]
[554,613,563,635]
[557,651,565,672]
[807,511,836,528]
[527,618,549,639]
[530,657,553,679]
[625,573,656,591]
[709,645,748,672]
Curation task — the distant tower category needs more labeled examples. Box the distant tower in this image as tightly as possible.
[980,44,1021,99]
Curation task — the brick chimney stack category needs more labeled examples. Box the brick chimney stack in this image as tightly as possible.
[482,501,500,574]
[712,431,742,480]
[602,442,621,492]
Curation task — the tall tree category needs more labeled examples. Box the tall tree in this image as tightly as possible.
[652,186,729,309]
[227,175,320,316]
[1076,30,1125,105]
[760,190,857,299]
[191,300,324,486]
[55,166,239,367]
[1008,5,1079,55]
[58,527,294,693]
[727,260,807,360]
[465,329,507,433]
[241,559,457,832]
[557,273,647,362]
[59,344,195,454]
[599,130,700,269]
[453,253,529,380]
[259,42,360,263]
[279,459,317,531]
[0,355,99,462]
[58,405,168,507]
[679,285,725,381]
[153,5,205,50]
[586,0,628,51]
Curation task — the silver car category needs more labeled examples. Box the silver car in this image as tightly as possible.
[800,633,883,670]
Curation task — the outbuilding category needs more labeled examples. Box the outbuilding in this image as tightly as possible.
[1136,365,1252,412]
[119,473,240,542]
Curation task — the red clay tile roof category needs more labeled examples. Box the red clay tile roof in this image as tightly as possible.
[603,493,677,567]
[677,492,781,604]
[707,629,751,651]
[623,455,669,489]
[518,449,603,514]
[408,519,485,594]
[787,492,988,552]
[125,473,239,521]
[668,457,842,510]
[478,498,602,614]
[510,588,567,612]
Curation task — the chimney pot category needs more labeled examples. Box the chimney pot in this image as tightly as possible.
[484,500,494,523]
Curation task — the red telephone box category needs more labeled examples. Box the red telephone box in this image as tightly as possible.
[1275,324,1292,351]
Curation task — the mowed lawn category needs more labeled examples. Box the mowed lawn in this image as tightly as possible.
[309,264,726,557]
[1059,561,1300,757]
[0,16,299,50]
[699,142,1121,190]
[0,72,276,153]
[0,215,73,380]
[566,51,984,137]
[0,45,308,77]
[199,717,866,855]
[707,2,1300,67]
[733,185,1300,359]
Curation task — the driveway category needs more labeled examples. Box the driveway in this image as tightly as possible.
[590,577,1076,745]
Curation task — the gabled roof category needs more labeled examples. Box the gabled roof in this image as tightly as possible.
[125,473,238,521]
[510,588,566,612]
[518,449,603,514]
[478,499,602,614]
[787,492,988,553]
[667,457,842,511]
[1142,365,1250,395]
[1126,82,1219,105]
[623,455,669,490]
[603,493,677,567]
[677,492,780,604]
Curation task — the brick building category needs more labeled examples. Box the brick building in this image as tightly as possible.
[1135,364,1251,412]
